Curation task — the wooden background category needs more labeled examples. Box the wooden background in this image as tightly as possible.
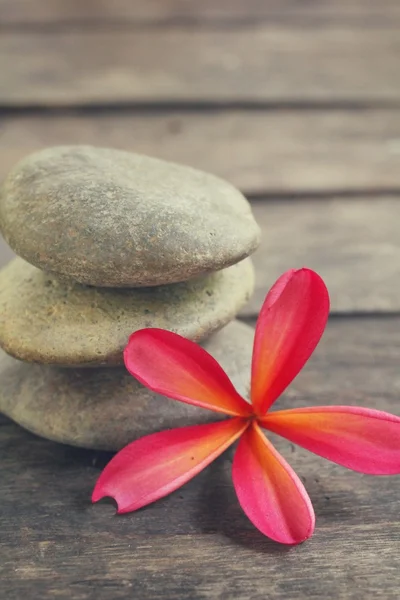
[0,2,399,598]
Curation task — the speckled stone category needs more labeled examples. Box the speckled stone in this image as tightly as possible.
[0,146,260,287]
[0,257,254,366]
[0,320,253,451]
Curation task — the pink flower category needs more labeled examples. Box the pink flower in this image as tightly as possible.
[92,269,400,545]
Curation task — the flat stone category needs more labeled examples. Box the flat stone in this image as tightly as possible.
[0,320,253,451]
[0,146,260,287]
[0,257,254,366]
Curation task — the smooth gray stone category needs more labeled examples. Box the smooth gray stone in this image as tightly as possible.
[0,146,260,286]
[0,320,254,451]
[0,257,254,366]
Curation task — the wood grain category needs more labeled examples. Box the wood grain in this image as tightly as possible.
[246,197,400,316]
[1,26,400,106]
[0,0,400,24]
[1,0,399,26]
[1,197,400,315]
[0,317,399,599]
[1,1,399,597]
[1,109,400,194]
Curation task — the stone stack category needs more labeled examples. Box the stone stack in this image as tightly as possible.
[0,146,260,450]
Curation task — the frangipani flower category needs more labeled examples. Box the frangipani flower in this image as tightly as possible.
[92,268,400,545]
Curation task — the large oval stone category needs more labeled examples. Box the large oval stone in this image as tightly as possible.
[0,146,260,287]
[0,257,254,366]
[0,320,253,451]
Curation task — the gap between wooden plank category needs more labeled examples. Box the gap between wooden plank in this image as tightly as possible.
[242,311,400,328]
[0,26,399,105]
[1,109,400,195]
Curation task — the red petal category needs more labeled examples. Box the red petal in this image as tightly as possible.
[261,406,400,474]
[124,328,252,416]
[251,268,329,414]
[232,422,315,545]
[92,418,248,513]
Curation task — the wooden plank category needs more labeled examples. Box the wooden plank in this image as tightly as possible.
[1,109,400,195]
[0,197,400,317]
[1,197,400,315]
[245,197,400,316]
[1,27,400,106]
[1,1,400,26]
[0,317,399,599]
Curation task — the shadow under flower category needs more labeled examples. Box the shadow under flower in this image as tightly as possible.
[193,447,295,554]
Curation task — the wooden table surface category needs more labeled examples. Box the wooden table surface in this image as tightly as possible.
[0,2,399,598]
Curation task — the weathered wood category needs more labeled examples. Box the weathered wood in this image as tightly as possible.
[1,109,400,194]
[1,27,400,106]
[1,197,400,315]
[245,197,400,316]
[1,0,399,26]
[0,317,399,599]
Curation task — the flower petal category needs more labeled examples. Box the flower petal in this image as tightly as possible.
[251,268,329,414]
[92,418,248,513]
[124,328,251,417]
[261,406,400,474]
[232,422,315,544]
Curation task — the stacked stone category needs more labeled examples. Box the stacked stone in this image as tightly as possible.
[0,146,260,451]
